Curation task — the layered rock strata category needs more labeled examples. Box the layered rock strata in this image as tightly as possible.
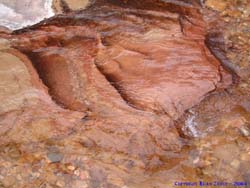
[2,0,233,160]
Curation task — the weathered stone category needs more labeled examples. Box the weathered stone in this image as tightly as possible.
[0,35,84,146]
[3,0,231,161]
[53,0,89,13]
[0,0,54,30]
[1,0,248,187]
[47,152,64,163]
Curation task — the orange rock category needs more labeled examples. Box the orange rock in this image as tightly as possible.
[2,0,232,165]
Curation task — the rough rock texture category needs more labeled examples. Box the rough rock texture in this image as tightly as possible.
[53,0,89,13]
[5,0,231,158]
[14,0,231,117]
[0,0,241,187]
[0,36,84,144]
[174,0,250,183]
[11,25,182,160]
[204,0,250,81]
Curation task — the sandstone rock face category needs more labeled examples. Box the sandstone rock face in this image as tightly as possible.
[0,38,50,115]
[8,0,232,159]
[0,35,84,142]
[12,26,181,159]
[14,0,231,117]
[53,0,89,13]
[0,0,237,187]
[0,0,250,188]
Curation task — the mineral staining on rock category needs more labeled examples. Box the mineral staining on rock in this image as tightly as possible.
[13,0,232,118]
[53,0,89,13]
[9,0,232,158]
[0,30,84,142]
[1,0,249,187]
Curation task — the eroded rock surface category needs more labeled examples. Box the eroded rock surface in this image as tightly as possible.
[11,25,182,161]
[53,0,89,13]
[13,0,231,117]
[0,0,240,187]
[6,0,232,159]
[0,34,84,143]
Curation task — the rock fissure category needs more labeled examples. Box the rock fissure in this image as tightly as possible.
[93,59,143,111]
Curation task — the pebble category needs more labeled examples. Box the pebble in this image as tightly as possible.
[67,165,75,171]
[74,169,80,176]
[56,180,65,187]
[47,152,64,163]
[193,157,200,164]
[230,159,240,169]
[32,172,40,178]
[17,174,22,181]
[239,127,250,137]
[205,0,227,12]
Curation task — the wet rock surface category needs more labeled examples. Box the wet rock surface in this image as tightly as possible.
[176,0,250,184]
[0,0,249,188]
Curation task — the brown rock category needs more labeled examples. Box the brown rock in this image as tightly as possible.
[7,0,232,159]
[1,0,231,172]
[0,1,238,187]
[13,0,231,117]
[0,36,84,145]
[11,27,181,158]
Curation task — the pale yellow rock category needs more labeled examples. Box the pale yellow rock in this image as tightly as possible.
[56,180,65,187]
[64,0,89,10]
[53,0,89,13]
[16,174,22,181]
[240,153,250,161]
[67,165,75,171]
[0,39,54,114]
[230,159,240,169]
[0,38,10,50]
[74,169,81,176]
[206,0,227,12]
[0,51,39,113]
